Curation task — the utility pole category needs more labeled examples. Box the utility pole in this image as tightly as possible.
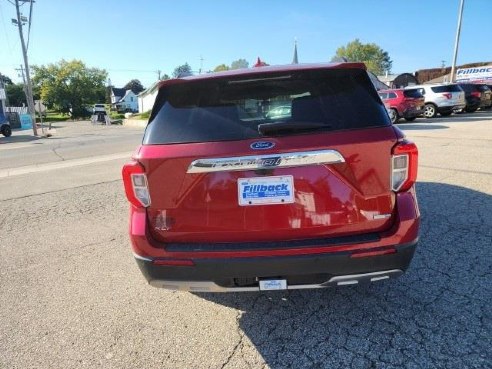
[12,0,37,135]
[450,0,465,83]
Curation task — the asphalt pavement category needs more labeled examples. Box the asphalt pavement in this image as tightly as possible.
[0,114,490,368]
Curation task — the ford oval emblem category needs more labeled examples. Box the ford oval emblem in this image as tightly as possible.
[250,141,275,150]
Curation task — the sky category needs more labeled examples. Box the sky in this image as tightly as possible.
[0,0,490,88]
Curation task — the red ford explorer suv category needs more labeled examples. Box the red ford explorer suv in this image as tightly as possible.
[378,88,425,124]
[122,63,420,292]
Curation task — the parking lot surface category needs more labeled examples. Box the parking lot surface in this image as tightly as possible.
[0,113,491,368]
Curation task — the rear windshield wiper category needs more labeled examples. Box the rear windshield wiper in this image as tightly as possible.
[258,121,332,136]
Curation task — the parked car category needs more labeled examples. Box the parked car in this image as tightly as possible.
[378,88,424,123]
[458,83,492,112]
[0,122,12,137]
[476,84,492,110]
[92,104,106,114]
[410,84,465,118]
[122,63,420,292]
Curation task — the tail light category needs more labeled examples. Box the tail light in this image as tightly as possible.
[391,140,418,192]
[470,91,481,98]
[442,93,452,99]
[122,161,151,208]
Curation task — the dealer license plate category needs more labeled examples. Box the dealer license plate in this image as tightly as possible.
[259,279,287,291]
[238,176,294,206]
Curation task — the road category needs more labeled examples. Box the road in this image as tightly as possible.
[0,115,491,369]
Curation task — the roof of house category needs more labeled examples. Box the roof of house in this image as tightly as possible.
[138,81,160,97]
[111,87,127,98]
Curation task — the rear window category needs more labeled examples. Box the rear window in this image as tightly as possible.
[144,68,390,145]
[403,89,423,98]
[431,85,462,93]
[476,85,490,92]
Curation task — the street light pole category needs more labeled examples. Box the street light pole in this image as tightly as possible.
[14,0,37,136]
[450,0,465,83]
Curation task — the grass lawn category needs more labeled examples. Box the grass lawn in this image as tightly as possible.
[130,111,151,120]
[36,112,71,123]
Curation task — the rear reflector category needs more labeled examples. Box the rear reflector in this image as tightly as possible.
[391,139,418,192]
[152,259,195,266]
[351,248,396,258]
[122,161,151,208]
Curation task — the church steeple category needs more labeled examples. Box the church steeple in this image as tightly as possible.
[292,39,299,64]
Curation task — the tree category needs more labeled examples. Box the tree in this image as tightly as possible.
[32,60,107,117]
[172,63,192,78]
[160,74,170,81]
[213,64,230,72]
[123,79,144,94]
[230,58,249,70]
[332,39,392,75]
[0,74,13,86]
[6,84,27,106]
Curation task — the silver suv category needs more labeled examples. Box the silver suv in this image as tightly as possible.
[407,84,465,118]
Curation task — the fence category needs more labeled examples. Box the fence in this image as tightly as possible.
[5,106,28,114]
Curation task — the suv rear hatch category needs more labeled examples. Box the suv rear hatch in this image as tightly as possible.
[138,67,398,244]
[430,84,465,106]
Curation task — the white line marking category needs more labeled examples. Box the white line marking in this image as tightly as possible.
[0,152,132,178]
[0,143,34,151]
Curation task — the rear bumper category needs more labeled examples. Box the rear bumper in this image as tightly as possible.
[402,107,424,118]
[129,190,420,291]
[135,241,416,291]
[438,104,466,113]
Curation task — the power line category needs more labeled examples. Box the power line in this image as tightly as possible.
[0,0,15,55]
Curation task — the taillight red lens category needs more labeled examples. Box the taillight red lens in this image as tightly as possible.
[122,161,151,208]
[471,91,481,98]
[391,140,418,192]
[442,93,452,99]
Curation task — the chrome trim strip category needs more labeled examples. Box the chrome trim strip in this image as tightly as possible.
[133,253,153,262]
[327,269,403,286]
[187,150,345,174]
[148,269,403,292]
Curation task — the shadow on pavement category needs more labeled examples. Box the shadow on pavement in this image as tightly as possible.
[196,182,491,368]
[397,123,448,131]
[0,134,42,144]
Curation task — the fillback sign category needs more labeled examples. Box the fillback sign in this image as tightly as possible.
[456,66,492,82]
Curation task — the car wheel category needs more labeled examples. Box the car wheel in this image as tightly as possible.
[465,106,478,113]
[404,117,416,122]
[440,111,453,117]
[1,125,12,137]
[424,104,437,118]
[388,108,398,124]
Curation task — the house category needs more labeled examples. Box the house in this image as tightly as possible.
[137,81,160,113]
[368,72,389,91]
[110,87,138,112]
[377,73,419,89]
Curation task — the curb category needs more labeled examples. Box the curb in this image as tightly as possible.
[123,119,147,128]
